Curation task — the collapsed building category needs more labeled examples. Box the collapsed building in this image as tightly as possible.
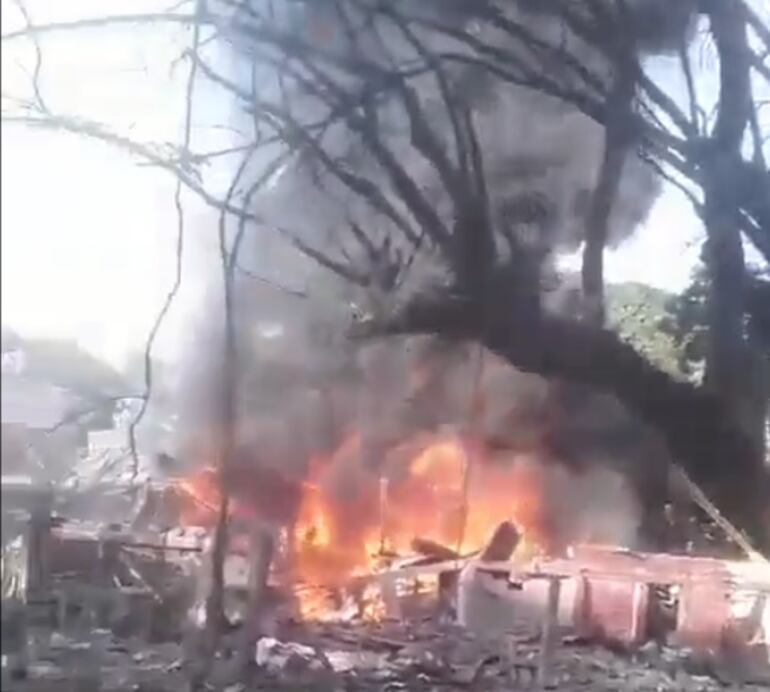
[2,323,769,690]
[2,419,769,690]
[1,0,768,690]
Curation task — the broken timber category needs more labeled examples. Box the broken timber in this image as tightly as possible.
[352,542,770,663]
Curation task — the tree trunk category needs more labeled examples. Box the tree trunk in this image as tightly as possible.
[204,492,230,637]
[479,311,768,547]
[702,165,766,463]
[702,0,767,470]
[581,57,635,326]
[366,291,770,549]
[203,201,240,648]
[237,526,274,673]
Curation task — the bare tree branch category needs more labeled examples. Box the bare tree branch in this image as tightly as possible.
[352,281,768,543]
[743,0,770,54]
[679,44,701,135]
[235,264,308,298]
[0,113,265,223]
[283,55,452,245]
[44,395,145,435]
[582,16,638,326]
[748,83,767,168]
[128,0,205,480]
[189,54,426,247]
[1,12,201,42]
[380,7,472,181]
[9,0,48,113]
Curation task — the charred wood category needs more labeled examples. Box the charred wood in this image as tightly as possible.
[411,537,461,562]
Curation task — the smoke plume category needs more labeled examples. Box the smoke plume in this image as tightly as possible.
[169,1,680,552]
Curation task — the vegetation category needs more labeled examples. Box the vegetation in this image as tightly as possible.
[607,282,692,380]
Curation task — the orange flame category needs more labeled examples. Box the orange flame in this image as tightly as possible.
[176,431,552,621]
[175,467,222,525]
[288,433,550,618]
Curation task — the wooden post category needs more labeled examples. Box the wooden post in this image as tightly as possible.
[20,490,55,676]
[378,476,388,553]
[479,521,520,562]
[238,525,274,670]
[379,572,401,619]
[94,530,121,628]
[24,491,52,601]
[538,576,561,689]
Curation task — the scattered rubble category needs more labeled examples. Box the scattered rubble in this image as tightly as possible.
[2,474,769,691]
[4,617,767,691]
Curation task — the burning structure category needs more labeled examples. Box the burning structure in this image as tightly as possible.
[3,400,768,689]
[171,427,770,666]
[2,0,770,689]
[3,304,768,689]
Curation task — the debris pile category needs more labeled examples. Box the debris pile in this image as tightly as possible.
[2,467,769,690]
[3,615,768,691]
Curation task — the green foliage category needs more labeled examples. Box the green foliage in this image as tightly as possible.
[658,266,709,378]
[606,282,696,381]
[654,263,770,375]
[608,263,766,384]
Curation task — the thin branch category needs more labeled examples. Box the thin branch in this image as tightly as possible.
[461,103,490,226]
[227,68,296,278]
[10,0,48,113]
[278,225,371,287]
[741,210,770,264]
[385,8,609,122]
[44,395,145,435]
[748,86,767,168]
[396,79,461,201]
[453,101,495,295]
[638,70,697,140]
[272,53,452,245]
[251,97,422,246]
[582,49,637,326]
[1,113,264,224]
[428,51,606,123]
[749,51,770,86]
[189,53,422,245]
[128,0,204,480]
[345,217,380,264]
[743,0,770,54]
[1,12,201,42]
[405,5,608,97]
[186,142,254,162]
[380,7,471,182]
[235,264,308,298]
[639,152,703,215]
[680,44,700,135]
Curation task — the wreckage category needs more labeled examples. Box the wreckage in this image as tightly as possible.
[2,432,769,691]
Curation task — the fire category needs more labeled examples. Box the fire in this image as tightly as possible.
[289,433,550,618]
[176,431,553,621]
[359,583,387,622]
[175,467,222,525]
[296,485,331,548]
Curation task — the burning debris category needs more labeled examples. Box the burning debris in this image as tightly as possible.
[2,0,770,687]
[3,440,769,692]
[1,325,768,690]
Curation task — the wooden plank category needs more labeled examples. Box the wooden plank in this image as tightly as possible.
[538,576,561,689]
